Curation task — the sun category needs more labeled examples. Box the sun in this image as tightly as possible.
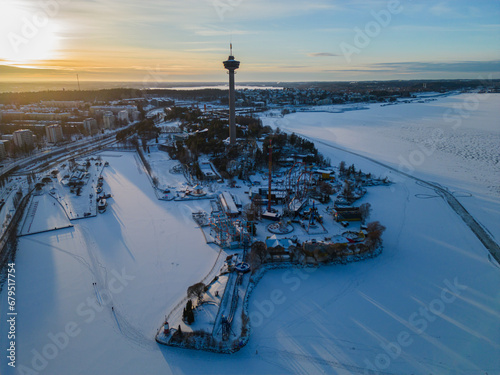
[0,0,60,65]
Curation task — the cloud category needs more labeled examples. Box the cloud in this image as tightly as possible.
[374,60,500,73]
[308,52,339,57]
[187,26,256,37]
[279,65,310,69]
[391,25,487,33]
[0,64,70,80]
[428,2,482,18]
[184,48,227,53]
[324,60,500,74]
[429,3,455,17]
[323,68,395,73]
[318,27,352,33]
[206,0,339,21]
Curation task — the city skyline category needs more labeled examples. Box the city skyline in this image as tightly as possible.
[0,0,499,82]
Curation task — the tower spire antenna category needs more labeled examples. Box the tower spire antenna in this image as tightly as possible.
[223,41,240,145]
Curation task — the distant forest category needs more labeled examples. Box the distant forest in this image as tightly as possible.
[282,79,500,93]
[0,88,228,105]
[0,79,498,105]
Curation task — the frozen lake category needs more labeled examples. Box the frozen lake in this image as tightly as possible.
[1,95,499,374]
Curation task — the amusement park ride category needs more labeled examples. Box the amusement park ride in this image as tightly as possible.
[209,212,252,249]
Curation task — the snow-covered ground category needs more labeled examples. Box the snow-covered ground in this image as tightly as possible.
[49,159,106,220]
[0,152,223,375]
[0,178,28,236]
[0,93,499,374]
[261,93,500,242]
[145,147,189,191]
[18,193,72,236]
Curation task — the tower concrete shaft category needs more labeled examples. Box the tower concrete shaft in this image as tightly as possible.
[223,44,240,145]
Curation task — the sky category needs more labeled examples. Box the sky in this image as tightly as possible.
[0,0,499,83]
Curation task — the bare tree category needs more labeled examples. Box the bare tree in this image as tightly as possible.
[242,197,262,222]
[359,203,371,224]
[319,181,335,195]
[69,158,76,171]
[342,180,353,200]
[226,159,241,179]
[366,221,386,249]
[339,161,346,175]
[248,241,268,270]
[187,282,206,303]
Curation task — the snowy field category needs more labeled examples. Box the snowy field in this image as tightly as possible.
[18,194,72,236]
[262,93,500,242]
[1,93,499,374]
[145,147,190,191]
[0,178,28,237]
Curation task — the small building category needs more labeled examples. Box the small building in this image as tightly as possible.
[219,191,239,217]
[102,112,115,129]
[262,211,281,221]
[117,110,129,123]
[265,235,293,261]
[199,162,220,180]
[257,187,287,204]
[41,100,84,108]
[1,134,13,142]
[132,110,141,122]
[190,185,206,197]
[333,206,362,222]
[313,169,334,180]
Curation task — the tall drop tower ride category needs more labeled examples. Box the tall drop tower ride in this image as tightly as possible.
[223,44,240,145]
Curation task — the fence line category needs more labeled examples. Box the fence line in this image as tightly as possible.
[0,191,32,270]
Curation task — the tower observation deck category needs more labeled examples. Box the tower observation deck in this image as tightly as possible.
[223,44,240,145]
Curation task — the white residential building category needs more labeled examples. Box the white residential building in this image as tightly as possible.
[90,105,137,116]
[132,110,141,122]
[103,112,115,129]
[83,118,98,135]
[45,124,64,143]
[13,129,34,148]
[40,101,84,108]
[117,110,129,123]
[0,140,8,159]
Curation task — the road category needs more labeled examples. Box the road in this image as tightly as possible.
[1,121,140,178]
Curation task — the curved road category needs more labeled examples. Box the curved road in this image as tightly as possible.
[301,135,500,264]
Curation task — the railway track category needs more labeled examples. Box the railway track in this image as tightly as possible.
[13,137,118,176]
